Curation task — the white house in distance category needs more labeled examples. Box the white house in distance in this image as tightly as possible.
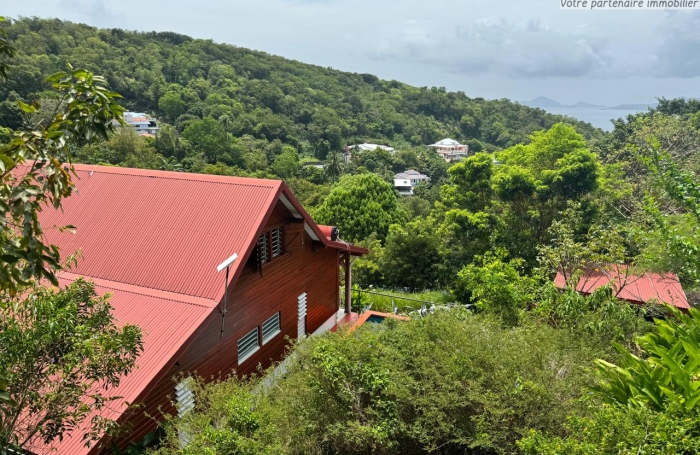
[394,169,430,196]
[123,112,159,137]
[428,138,468,162]
[344,143,396,162]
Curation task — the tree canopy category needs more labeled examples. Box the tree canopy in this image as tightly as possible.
[315,173,407,242]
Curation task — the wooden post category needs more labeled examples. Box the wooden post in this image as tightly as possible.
[344,253,352,314]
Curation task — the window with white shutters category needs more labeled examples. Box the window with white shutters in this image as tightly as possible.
[258,234,269,263]
[237,327,260,364]
[271,227,284,257]
[262,312,281,344]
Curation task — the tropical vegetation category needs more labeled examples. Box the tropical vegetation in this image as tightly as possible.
[3,15,700,455]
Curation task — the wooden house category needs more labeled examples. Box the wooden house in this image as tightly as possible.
[32,164,367,454]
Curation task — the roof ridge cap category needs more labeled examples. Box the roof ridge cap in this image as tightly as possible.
[70,164,282,188]
[57,271,218,309]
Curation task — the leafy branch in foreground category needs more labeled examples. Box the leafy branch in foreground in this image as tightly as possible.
[0,279,143,452]
[0,65,125,296]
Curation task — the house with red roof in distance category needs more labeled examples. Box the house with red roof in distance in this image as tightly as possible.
[31,164,367,455]
[554,264,690,310]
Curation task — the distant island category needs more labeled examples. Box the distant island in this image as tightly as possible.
[523,96,656,111]
[604,103,657,111]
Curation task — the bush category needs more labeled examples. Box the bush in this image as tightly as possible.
[532,283,653,348]
[154,311,606,455]
[453,249,536,326]
[519,402,700,455]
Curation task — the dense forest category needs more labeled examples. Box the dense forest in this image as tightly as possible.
[3,15,700,455]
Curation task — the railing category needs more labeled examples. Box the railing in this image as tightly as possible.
[341,286,471,316]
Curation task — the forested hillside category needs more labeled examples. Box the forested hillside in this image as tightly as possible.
[0,17,602,158]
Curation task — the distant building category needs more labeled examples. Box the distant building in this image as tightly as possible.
[394,178,413,196]
[428,138,468,162]
[394,169,429,195]
[344,143,396,162]
[123,112,159,136]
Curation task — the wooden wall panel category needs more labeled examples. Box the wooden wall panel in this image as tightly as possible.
[97,200,340,453]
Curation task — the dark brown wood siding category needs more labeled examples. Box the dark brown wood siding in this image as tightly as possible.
[98,200,339,452]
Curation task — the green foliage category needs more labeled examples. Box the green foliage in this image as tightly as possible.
[271,147,299,179]
[351,288,452,314]
[0,65,125,295]
[352,234,385,288]
[182,117,241,166]
[158,92,185,122]
[156,311,606,455]
[533,284,652,348]
[638,145,700,288]
[152,377,281,455]
[0,17,15,82]
[537,202,630,285]
[432,124,603,284]
[324,149,342,183]
[398,195,432,220]
[315,173,407,242]
[0,279,143,450]
[519,402,700,455]
[381,219,444,291]
[455,249,535,326]
[594,307,700,412]
[1,17,602,158]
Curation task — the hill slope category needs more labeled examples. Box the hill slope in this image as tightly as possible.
[0,17,603,156]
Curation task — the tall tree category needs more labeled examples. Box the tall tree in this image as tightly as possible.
[315,173,407,242]
[218,113,230,144]
[325,149,342,182]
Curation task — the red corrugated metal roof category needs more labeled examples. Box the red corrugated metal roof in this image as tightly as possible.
[32,272,213,455]
[554,265,689,309]
[41,164,281,301]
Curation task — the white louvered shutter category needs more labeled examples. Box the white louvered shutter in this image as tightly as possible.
[175,378,195,447]
[297,292,307,340]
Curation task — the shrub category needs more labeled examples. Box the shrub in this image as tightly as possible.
[155,311,606,455]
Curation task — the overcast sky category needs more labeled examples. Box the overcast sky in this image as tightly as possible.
[5,0,700,105]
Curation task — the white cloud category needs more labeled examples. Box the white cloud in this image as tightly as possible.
[371,16,615,78]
